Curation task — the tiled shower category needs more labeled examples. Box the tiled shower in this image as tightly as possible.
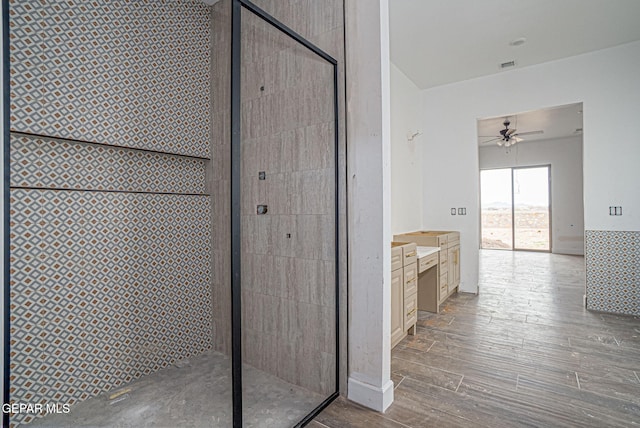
[6,0,345,426]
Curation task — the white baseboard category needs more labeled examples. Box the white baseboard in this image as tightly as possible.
[347,376,394,413]
[552,248,584,256]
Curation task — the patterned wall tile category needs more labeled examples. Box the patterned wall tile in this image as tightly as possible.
[8,1,44,136]
[10,190,213,426]
[9,1,215,425]
[11,134,207,194]
[585,230,639,316]
[9,189,45,419]
[10,0,211,158]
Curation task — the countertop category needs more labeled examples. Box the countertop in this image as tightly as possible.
[417,246,440,258]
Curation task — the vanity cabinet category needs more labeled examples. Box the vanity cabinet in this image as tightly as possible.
[390,265,404,348]
[390,242,418,349]
[448,244,460,293]
[394,231,460,312]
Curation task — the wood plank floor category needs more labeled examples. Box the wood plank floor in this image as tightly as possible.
[313,250,640,427]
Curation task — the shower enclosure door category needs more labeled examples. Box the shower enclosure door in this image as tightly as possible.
[233,1,339,426]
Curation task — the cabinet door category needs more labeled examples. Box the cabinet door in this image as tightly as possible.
[454,246,460,287]
[448,245,460,291]
[391,246,403,271]
[391,268,405,348]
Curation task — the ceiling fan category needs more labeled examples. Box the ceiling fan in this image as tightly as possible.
[479,118,543,147]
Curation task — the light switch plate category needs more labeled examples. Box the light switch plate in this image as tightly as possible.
[609,206,622,216]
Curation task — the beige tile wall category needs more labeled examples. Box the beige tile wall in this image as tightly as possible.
[209,0,233,356]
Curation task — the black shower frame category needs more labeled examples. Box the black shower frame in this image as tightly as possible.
[230,1,340,427]
[2,0,10,426]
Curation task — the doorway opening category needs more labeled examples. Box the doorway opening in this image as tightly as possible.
[477,102,585,257]
[480,166,551,251]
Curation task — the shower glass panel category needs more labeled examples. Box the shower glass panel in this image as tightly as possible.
[239,6,337,426]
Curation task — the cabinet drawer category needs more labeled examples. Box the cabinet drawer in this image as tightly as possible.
[448,236,460,248]
[404,262,418,296]
[418,252,438,273]
[440,280,448,295]
[391,246,403,272]
[404,293,418,330]
[439,273,448,295]
[439,253,448,271]
[438,235,448,247]
[403,243,417,266]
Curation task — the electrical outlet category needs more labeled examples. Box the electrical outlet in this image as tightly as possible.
[609,206,622,216]
[457,208,467,215]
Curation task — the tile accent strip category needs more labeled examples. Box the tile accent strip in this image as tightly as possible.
[9,0,212,158]
[9,189,213,426]
[10,134,207,195]
[585,230,639,316]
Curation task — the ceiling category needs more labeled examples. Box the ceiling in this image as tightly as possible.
[477,103,583,147]
[390,0,640,90]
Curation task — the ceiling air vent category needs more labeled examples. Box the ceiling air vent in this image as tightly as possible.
[574,128,583,134]
[500,60,516,69]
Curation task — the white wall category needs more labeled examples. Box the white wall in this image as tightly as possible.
[479,136,585,255]
[346,0,394,412]
[390,63,422,234]
[417,40,640,293]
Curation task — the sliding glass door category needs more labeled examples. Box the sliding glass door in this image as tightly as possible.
[480,168,513,250]
[481,166,551,252]
[513,167,551,251]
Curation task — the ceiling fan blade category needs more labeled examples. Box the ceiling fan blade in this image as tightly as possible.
[506,128,517,136]
[480,137,501,144]
[478,135,500,138]
[513,130,543,136]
